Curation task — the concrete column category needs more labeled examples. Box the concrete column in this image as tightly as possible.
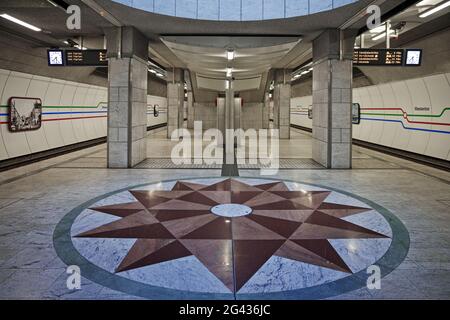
[167,68,185,138]
[312,29,355,168]
[106,27,148,168]
[225,82,234,132]
[225,81,235,162]
[273,70,291,139]
[234,97,242,130]
[187,91,194,129]
[262,92,270,129]
[217,97,225,137]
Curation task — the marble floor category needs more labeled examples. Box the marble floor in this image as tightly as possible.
[0,128,449,299]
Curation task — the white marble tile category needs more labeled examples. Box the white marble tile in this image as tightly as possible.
[239,256,349,293]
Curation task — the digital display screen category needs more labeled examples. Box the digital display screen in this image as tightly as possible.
[47,50,64,66]
[405,49,422,66]
[65,49,108,66]
[353,49,404,66]
[352,103,361,125]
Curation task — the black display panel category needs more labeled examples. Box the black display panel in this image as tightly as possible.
[353,49,404,66]
[47,49,65,66]
[65,49,108,66]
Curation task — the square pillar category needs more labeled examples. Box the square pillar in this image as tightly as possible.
[187,91,194,129]
[262,92,270,129]
[312,29,355,169]
[216,97,225,137]
[167,68,185,138]
[106,27,148,168]
[273,69,291,139]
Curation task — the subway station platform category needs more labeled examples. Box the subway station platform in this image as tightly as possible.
[0,128,449,299]
[0,0,449,303]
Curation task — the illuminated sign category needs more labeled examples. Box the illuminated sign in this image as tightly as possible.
[353,49,404,66]
[65,49,108,66]
[47,50,64,66]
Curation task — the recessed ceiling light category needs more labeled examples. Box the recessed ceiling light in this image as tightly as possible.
[227,50,235,61]
[46,0,58,7]
[0,14,42,32]
[419,0,450,18]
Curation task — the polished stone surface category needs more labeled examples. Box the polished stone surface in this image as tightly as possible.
[64,177,393,297]
[211,204,253,218]
[0,128,449,299]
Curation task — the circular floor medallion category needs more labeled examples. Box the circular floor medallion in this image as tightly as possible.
[211,203,252,217]
[54,177,410,300]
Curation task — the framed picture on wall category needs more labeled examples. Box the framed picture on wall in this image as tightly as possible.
[8,97,43,132]
[352,103,361,125]
[308,105,313,119]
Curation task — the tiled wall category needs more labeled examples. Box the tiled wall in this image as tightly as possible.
[113,0,357,20]
[291,73,450,161]
[241,102,263,130]
[194,102,217,130]
[0,68,167,161]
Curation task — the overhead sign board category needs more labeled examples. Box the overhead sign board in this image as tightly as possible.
[65,49,108,66]
[47,49,108,67]
[353,49,404,66]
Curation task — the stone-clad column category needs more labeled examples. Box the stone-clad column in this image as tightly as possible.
[106,27,148,168]
[167,68,185,138]
[312,29,355,168]
[273,69,291,139]
[187,91,194,129]
[262,92,270,129]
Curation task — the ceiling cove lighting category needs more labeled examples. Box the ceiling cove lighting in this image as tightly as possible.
[227,50,235,61]
[0,14,42,32]
[419,0,450,18]
[372,30,395,41]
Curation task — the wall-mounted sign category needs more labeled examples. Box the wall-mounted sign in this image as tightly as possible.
[65,49,108,66]
[47,50,64,66]
[308,105,313,119]
[352,103,361,125]
[8,97,42,132]
[353,49,404,66]
[404,49,422,66]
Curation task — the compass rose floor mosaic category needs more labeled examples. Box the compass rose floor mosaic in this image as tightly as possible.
[53,177,409,300]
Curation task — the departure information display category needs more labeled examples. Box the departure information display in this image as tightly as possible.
[65,49,108,66]
[353,49,404,66]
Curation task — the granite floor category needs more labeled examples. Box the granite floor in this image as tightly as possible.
[0,129,449,299]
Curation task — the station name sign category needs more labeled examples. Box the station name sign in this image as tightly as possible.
[353,49,422,67]
[47,49,108,67]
